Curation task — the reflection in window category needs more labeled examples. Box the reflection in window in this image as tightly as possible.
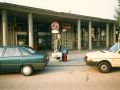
[4,48,21,57]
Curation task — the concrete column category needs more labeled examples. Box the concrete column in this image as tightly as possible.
[89,20,92,50]
[2,10,7,46]
[106,23,109,48]
[113,23,116,44]
[77,19,81,51]
[28,13,33,47]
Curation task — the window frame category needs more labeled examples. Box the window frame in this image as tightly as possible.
[0,47,5,57]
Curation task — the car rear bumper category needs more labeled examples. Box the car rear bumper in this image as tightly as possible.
[32,63,46,70]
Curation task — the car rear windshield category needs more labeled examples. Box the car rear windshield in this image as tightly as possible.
[24,47,37,54]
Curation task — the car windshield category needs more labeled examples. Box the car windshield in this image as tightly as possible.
[24,47,37,54]
[108,43,120,52]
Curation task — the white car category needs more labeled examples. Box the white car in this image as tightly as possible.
[84,43,120,73]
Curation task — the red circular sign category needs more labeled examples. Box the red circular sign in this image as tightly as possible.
[51,22,59,30]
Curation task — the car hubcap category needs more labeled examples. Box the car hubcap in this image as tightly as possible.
[101,65,107,71]
[23,66,32,75]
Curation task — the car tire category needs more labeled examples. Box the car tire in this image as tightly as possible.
[98,62,111,73]
[21,65,33,76]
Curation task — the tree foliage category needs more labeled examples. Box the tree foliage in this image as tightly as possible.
[115,0,120,29]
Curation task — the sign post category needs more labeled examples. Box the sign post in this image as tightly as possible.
[51,22,62,61]
[51,21,61,51]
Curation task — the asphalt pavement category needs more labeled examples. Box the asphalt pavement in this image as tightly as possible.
[0,50,120,90]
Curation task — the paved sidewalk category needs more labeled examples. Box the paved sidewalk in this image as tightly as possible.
[48,48,105,66]
[48,53,86,66]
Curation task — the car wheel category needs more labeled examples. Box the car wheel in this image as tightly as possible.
[21,65,33,76]
[98,62,111,73]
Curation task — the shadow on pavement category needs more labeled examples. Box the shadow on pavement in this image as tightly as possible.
[111,67,120,73]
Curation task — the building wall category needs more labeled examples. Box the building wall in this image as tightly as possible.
[0,4,116,50]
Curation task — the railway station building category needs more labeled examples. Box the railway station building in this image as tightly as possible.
[0,2,117,51]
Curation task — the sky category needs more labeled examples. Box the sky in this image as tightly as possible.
[0,0,118,20]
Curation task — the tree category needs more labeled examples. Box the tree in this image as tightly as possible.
[115,0,120,29]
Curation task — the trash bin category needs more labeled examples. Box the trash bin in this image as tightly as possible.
[61,48,68,62]
[62,53,67,62]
